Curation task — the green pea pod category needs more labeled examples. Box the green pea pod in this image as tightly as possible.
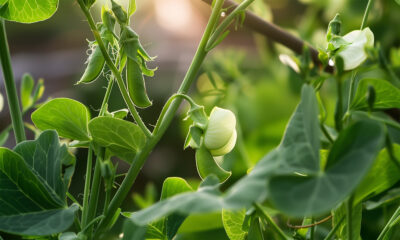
[77,45,105,84]
[111,0,128,25]
[195,144,231,183]
[126,57,152,108]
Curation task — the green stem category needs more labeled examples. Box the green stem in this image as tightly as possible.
[335,76,343,131]
[206,0,255,50]
[346,195,354,240]
[81,146,93,228]
[320,123,334,144]
[86,155,102,238]
[77,0,152,138]
[254,203,290,240]
[346,71,357,115]
[0,19,26,143]
[93,0,225,236]
[377,206,400,240]
[360,0,374,30]
[323,216,344,240]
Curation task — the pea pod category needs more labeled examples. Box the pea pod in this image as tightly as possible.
[126,57,152,108]
[77,45,105,84]
[111,0,128,25]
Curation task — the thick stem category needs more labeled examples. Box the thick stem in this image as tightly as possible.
[0,19,26,143]
[77,0,152,138]
[93,0,225,235]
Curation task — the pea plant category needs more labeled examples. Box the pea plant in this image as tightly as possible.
[1,0,400,239]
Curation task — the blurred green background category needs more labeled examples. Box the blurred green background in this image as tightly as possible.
[0,0,400,239]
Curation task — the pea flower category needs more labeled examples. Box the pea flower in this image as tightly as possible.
[204,107,237,156]
[337,27,374,70]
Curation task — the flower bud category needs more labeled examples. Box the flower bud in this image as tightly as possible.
[204,107,237,156]
[338,28,374,70]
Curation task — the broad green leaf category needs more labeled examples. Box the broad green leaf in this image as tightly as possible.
[268,120,384,216]
[178,212,223,233]
[222,209,247,240]
[88,117,146,162]
[32,98,91,141]
[122,220,147,240]
[129,176,224,226]
[20,73,34,111]
[0,131,77,235]
[14,130,75,205]
[0,0,58,23]
[351,78,400,111]
[354,145,400,204]
[224,84,320,208]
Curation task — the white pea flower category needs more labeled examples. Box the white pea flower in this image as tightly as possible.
[337,27,374,70]
[204,107,237,156]
[0,93,3,112]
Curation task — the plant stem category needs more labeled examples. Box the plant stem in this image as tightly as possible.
[320,123,334,144]
[77,0,152,138]
[254,203,290,240]
[346,195,354,240]
[81,146,93,228]
[346,71,357,115]
[0,19,26,143]
[323,216,344,240]
[206,0,255,50]
[93,0,225,236]
[86,155,102,238]
[360,0,374,30]
[335,76,343,131]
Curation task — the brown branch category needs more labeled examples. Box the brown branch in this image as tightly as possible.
[287,215,332,229]
[201,0,334,73]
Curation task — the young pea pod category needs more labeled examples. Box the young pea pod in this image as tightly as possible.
[102,7,116,34]
[77,45,105,84]
[126,57,152,108]
[111,0,128,25]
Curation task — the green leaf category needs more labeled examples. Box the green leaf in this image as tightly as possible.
[0,131,77,235]
[0,0,59,23]
[122,220,147,240]
[222,209,247,240]
[364,188,400,210]
[32,98,91,141]
[161,177,193,239]
[88,117,146,163]
[178,212,223,233]
[268,120,384,216]
[20,73,34,111]
[196,145,231,183]
[128,0,136,16]
[14,130,75,205]
[354,145,400,204]
[351,78,400,111]
[129,176,224,226]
